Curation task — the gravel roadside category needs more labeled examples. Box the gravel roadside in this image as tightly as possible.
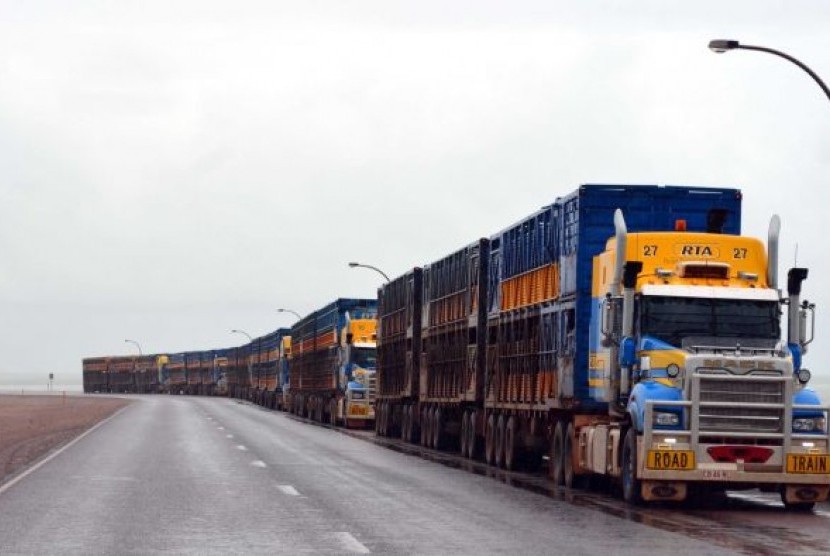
[0,394,131,485]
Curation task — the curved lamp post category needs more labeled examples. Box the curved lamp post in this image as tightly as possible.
[277,308,302,321]
[348,261,390,282]
[708,40,830,103]
[124,339,143,355]
[230,329,253,342]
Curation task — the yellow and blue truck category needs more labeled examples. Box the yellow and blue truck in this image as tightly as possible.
[288,299,377,428]
[378,184,826,509]
[485,184,826,508]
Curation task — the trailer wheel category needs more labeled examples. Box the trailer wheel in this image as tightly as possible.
[329,398,338,427]
[485,413,496,465]
[467,411,478,460]
[432,407,444,450]
[550,421,565,486]
[409,405,419,444]
[622,428,642,504]
[494,414,506,468]
[423,407,433,447]
[460,411,470,458]
[399,405,408,442]
[504,416,518,470]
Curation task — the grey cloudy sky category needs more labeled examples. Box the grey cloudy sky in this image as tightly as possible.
[1,1,828,386]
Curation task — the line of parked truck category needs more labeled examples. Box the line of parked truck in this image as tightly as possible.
[83,184,828,509]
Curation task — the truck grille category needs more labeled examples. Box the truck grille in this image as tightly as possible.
[698,377,784,434]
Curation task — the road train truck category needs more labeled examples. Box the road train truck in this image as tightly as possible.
[289,299,378,427]
[377,184,825,509]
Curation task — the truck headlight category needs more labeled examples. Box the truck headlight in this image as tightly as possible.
[654,412,680,427]
[666,364,681,378]
[793,417,826,432]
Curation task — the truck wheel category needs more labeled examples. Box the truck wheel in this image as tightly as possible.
[494,414,506,468]
[432,407,444,450]
[400,405,409,442]
[550,421,565,486]
[424,407,434,448]
[467,411,478,460]
[485,413,496,465]
[329,399,338,427]
[504,416,517,471]
[622,428,642,504]
[460,411,469,457]
[780,489,816,512]
[564,422,577,488]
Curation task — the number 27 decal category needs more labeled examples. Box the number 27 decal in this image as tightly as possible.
[643,245,658,256]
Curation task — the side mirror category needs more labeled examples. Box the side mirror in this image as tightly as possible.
[620,337,637,368]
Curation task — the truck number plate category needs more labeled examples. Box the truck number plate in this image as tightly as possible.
[646,450,695,471]
[786,454,830,474]
[349,405,368,416]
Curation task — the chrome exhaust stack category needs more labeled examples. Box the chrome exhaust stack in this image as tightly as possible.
[767,215,780,289]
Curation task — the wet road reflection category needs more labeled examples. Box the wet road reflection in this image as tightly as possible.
[294,415,830,555]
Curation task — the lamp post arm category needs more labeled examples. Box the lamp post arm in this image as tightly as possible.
[354,263,390,282]
[737,44,830,103]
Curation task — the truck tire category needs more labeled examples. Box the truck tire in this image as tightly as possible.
[432,407,444,450]
[564,422,577,488]
[460,411,470,457]
[422,407,433,448]
[467,411,478,460]
[494,414,506,468]
[550,421,565,486]
[504,416,517,471]
[400,405,410,442]
[329,398,338,427]
[485,413,496,465]
[622,428,642,504]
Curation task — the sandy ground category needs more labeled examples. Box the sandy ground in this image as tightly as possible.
[0,394,130,484]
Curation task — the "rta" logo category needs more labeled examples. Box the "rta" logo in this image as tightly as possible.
[676,244,718,257]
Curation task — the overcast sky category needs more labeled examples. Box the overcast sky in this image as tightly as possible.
[1,1,828,387]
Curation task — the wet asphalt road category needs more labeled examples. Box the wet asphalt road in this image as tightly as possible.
[0,396,825,555]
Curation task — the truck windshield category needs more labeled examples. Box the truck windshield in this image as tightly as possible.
[352,347,377,369]
[640,296,780,347]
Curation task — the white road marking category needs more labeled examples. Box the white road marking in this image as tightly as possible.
[237,445,247,451]
[0,405,130,497]
[226,434,234,439]
[334,532,370,554]
[277,485,300,496]
[217,427,225,430]
[251,460,267,468]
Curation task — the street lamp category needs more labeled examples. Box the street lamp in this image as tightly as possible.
[277,308,302,321]
[708,40,830,103]
[124,339,143,355]
[348,261,390,282]
[230,329,253,342]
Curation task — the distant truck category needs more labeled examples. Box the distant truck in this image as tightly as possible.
[249,328,290,409]
[377,184,827,509]
[288,299,378,427]
[82,357,109,393]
